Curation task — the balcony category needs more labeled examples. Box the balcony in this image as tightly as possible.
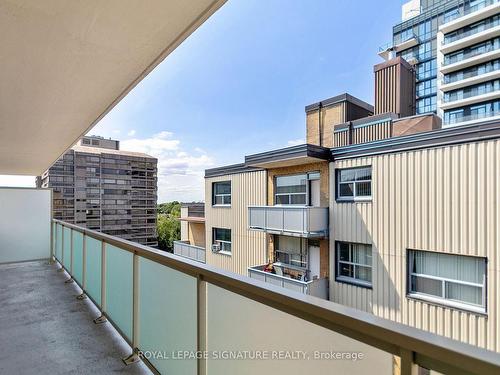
[248,206,329,238]
[173,240,206,263]
[441,46,500,74]
[378,32,419,60]
[440,0,500,34]
[441,23,500,55]
[441,82,500,110]
[444,109,500,126]
[1,187,499,374]
[248,265,328,299]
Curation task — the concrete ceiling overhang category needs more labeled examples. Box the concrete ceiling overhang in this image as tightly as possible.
[0,0,225,175]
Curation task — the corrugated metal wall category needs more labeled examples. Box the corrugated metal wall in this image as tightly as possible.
[330,139,500,351]
[333,129,349,147]
[205,171,267,275]
[352,120,392,144]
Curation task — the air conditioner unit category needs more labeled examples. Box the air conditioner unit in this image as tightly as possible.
[211,244,221,253]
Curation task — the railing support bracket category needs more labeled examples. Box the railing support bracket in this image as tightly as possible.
[93,315,107,324]
[122,352,141,366]
[76,293,87,300]
[57,267,64,272]
[64,278,74,284]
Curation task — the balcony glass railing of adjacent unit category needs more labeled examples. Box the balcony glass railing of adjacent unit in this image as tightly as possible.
[443,15,500,45]
[248,206,328,238]
[14,218,496,374]
[173,240,205,263]
[248,265,328,299]
[464,0,500,17]
[443,79,500,102]
[444,109,500,124]
[443,59,500,84]
[443,38,500,65]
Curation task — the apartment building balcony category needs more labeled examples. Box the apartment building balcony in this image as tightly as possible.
[441,47,500,74]
[173,240,206,263]
[248,206,328,238]
[441,23,500,54]
[248,264,328,299]
[443,110,500,125]
[441,67,500,91]
[440,0,500,34]
[441,86,500,110]
[378,32,419,60]
[1,194,499,374]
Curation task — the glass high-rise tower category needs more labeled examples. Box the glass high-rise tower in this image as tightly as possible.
[380,0,500,125]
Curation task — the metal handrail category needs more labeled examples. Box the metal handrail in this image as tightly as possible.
[52,219,500,375]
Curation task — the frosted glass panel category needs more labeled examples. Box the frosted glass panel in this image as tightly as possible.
[56,224,62,261]
[105,245,133,341]
[138,257,197,374]
[0,188,51,263]
[52,223,56,257]
[72,231,84,285]
[206,284,392,375]
[63,227,71,270]
[85,237,102,306]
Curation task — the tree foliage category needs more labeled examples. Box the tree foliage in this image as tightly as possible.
[157,201,181,251]
[158,201,181,217]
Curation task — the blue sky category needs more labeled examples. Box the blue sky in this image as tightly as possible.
[1,1,403,201]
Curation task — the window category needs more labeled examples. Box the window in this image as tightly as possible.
[336,167,372,201]
[212,181,231,206]
[82,139,90,145]
[274,172,319,205]
[408,250,486,313]
[213,228,231,254]
[274,235,308,269]
[336,242,372,287]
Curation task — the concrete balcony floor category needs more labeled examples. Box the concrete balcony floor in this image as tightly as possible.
[0,261,150,375]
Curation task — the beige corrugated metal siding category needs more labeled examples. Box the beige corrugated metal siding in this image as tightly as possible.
[330,139,500,351]
[205,171,267,276]
[333,129,349,147]
[352,120,392,144]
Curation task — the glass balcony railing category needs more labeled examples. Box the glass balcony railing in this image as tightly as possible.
[173,240,205,263]
[48,219,500,374]
[464,0,499,17]
[443,40,499,66]
[248,206,328,238]
[443,16,500,45]
[444,109,500,125]
[444,81,500,102]
[443,60,500,84]
[248,264,328,299]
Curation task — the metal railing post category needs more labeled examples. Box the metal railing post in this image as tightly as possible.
[93,241,107,324]
[123,252,141,365]
[65,228,74,283]
[77,233,87,300]
[197,275,207,375]
[400,349,418,375]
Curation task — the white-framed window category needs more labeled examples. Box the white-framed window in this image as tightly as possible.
[336,167,372,201]
[212,181,231,206]
[274,172,320,205]
[213,228,231,254]
[407,249,486,313]
[336,242,372,287]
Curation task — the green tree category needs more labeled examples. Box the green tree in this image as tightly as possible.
[157,201,181,251]
[157,214,180,251]
[157,201,181,217]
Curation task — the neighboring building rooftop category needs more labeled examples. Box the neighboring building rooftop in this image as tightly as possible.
[205,163,263,178]
[71,144,155,159]
[305,92,374,113]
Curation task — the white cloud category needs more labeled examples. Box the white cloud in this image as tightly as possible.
[287,138,305,147]
[121,132,213,202]
[0,175,36,187]
[127,130,136,136]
